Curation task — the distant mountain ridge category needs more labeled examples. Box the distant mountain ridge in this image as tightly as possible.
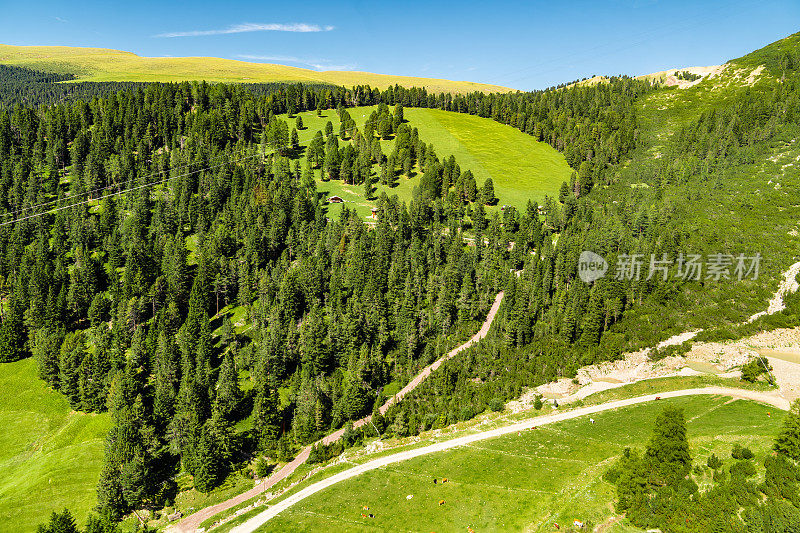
[0,44,514,94]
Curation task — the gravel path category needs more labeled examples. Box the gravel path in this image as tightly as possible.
[172,258,800,532]
[229,386,789,532]
[170,292,505,533]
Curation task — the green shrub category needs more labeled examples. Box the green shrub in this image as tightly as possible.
[489,398,505,412]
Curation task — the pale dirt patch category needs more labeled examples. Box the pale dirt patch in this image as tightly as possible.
[513,260,800,410]
[640,64,725,89]
[746,65,765,86]
[688,327,800,402]
[748,260,800,322]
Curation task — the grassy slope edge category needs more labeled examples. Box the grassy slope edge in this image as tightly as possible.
[0,359,111,532]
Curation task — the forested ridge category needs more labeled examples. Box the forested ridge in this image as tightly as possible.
[3,36,800,529]
[0,71,655,523]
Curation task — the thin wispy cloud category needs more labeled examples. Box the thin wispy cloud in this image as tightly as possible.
[236,54,356,71]
[53,16,68,23]
[155,23,334,38]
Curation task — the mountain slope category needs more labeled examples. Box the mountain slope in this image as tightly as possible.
[0,44,513,94]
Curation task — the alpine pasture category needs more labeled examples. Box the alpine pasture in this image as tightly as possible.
[219,395,782,532]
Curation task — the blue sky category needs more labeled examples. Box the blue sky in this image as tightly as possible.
[2,0,799,90]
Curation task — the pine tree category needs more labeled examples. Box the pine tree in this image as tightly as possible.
[253,383,281,451]
[644,406,691,486]
[193,421,221,493]
[461,170,477,202]
[578,287,604,346]
[364,173,374,200]
[578,160,593,196]
[480,177,496,205]
[473,202,487,232]
[558,181,570,203]
[774,399,800,461]
[214,352,241,421]
[0,286,26,362]
[36,508,80,533]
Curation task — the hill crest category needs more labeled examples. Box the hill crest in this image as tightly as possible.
[0,44,514,94]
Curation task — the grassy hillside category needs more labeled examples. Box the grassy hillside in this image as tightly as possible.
[288,106,571,219]
[0,359,111,532]
[571,30,800,348]
[404,108,573,208]
[223,395,781,532]
[0,44,513,95]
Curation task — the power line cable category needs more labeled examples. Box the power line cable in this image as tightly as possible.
[0,151,263,227]
[2,145,262,218]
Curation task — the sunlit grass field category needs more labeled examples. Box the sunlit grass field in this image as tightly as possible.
[289,106,572,218]
[0,358,111,532]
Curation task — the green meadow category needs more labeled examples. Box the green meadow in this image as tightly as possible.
[403,108,573,209]
[0,359,111,532]
[288,106,572,219]
[218,395,782,533]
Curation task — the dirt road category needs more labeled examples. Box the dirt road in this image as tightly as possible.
[229,386,789,532]
[170,291,505,533]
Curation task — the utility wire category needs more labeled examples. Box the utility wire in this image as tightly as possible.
[2,146,262,218]
[1,113,386,227]
[0,151,263,227]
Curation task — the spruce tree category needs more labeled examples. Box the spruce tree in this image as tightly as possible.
[193,421,221,493]
[644,406,691,486]
[214,352,241,421]
[481,177,496,205]
[775,399,800,461]
[0,288,26,362]
[36,508,80,533]
[253,383,281,451]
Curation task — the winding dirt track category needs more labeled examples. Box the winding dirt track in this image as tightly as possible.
[171,291,505,533]
[230,387,789,532]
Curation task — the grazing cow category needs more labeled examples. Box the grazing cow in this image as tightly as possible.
[362,506,369,510]
[554,523,560,530]
[369,514,375,518]
[655,396,661,400]
[590,418,595,424]
[407,494,413,500]
[439,499,446,506]
[433,478,437,484]
[442,478,448,483]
